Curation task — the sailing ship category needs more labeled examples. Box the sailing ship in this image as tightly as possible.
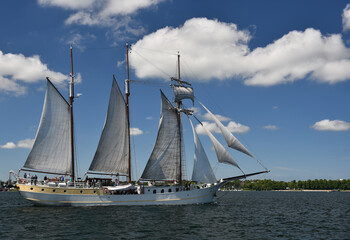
[15,45,269,206]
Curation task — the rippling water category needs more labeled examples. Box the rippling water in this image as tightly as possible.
[1,191,349,239]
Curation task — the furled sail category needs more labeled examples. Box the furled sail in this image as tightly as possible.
[189,118,216,183]
[88,79,129,175]
[141,91,181,180]
[199,102,254,158]
[23,80,72,175]
[172,85,194,104]
[201,123,242,170]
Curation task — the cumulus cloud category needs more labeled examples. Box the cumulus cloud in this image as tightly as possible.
[130,127,143,136]
[263,125,279,130]
[195,121,250,135]
[0,142,16,149]
[130,18,350,86]
[17,139,35,149]
[39,0,163,36]
[0,138,34,149]
[202,113,231,122]
[0,51,69,95]
[311,119,350,131]
[343,4,350,31]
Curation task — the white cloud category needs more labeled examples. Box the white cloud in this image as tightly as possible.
[0,138,34,149]
[343,4,350,31]
[145,116,153,120]
[130,18,350,86]
[311,119,350,131]
[226,121,250,133]
[195,121,250,135]
[17,139,35,149]
[0,142,16,149]
[0,51,68,95]
[273,106,278,110]
[130,127,143,136]
[39,0,162,37]
[263,125,279,130]
[62,32,96,51]
[202,113,231,122]
[38,0,96,10]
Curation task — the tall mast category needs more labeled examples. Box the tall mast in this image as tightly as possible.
[125,43,132,183]
[177,52,182,185]
[69,45,75,182]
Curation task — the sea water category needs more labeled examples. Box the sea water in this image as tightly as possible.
[0,191,349,239]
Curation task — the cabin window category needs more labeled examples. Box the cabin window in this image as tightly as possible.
[93,190,96,193]
[148,189,150,192]
[153,189,157,194]
[168,189,172,193]
[30,188,33,190]
[161,189,164,193]
[53,189,56,192]
[41,189,44,191]
[64,190,66,193]
[80,190,83,194]
[176,188,179,192]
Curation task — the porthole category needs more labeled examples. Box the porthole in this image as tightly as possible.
[80,190,83,194]
[153,189,157,194]
[64,190,66,193]
[161,189,164,193]
[176,188,179,192]
[93,190,96,193]
[53,189,56,192]
[41,189,44,191]
[168,189,172,193]
[30,188,33,190]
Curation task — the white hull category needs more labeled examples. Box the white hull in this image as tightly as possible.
[17,184,220,206]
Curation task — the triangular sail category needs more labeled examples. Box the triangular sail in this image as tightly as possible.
[199,102,254,158]
[201,123,242,170]
[23,80,72,175]
[189,118,216,183]
[88,79,129,175]
[141,91,181,181]
[172,85,194,104]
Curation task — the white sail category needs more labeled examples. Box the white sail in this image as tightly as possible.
[201,123,241,170]
[199,102,254,158]
[23,80,72,175]
[88,79,129,174]
[189,118,216,183]
[173,85,194,103]
[141,91,181,180]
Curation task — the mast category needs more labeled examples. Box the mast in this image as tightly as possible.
[69,45,75,182]
[177,52,182,185]
[125,43,132,183]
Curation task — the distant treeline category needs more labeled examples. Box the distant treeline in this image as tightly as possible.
[223,179,350,191]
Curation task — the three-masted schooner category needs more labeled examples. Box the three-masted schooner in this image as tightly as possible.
[15,45,269,206]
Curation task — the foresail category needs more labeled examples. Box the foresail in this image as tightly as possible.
[141,91,180,181]
[23,80,72,175]
[199,102,254,158]
[189,118,216,183]
[88,79,129,175]
[201,123,242,170]
[172,85,194,104]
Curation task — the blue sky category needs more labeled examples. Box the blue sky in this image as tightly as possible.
[1,0,350,181]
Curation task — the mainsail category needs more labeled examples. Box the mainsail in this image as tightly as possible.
[23,80,72,175]
[199,102,254,158]
[141,91,181,180]
[172,85,194,104]
[88,79,129,175]
[189,118,216,183]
